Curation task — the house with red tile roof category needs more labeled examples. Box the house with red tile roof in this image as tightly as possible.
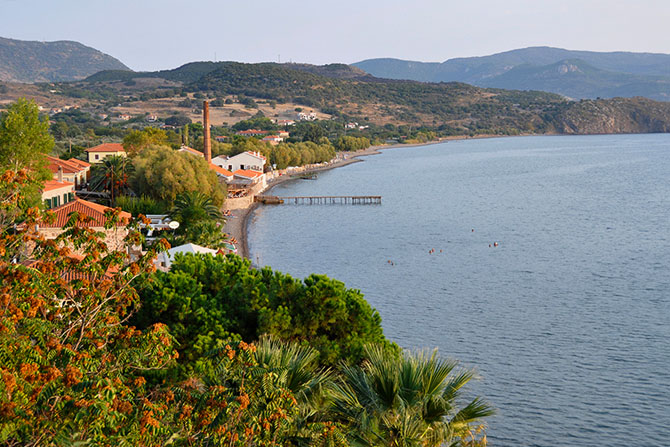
[232,169,266,189]
[41,180,75,209]
[209,163,234,180]
[262,135,283,145]
[85,143,127,164]
[46,156,90,188]
[38,198,132,252]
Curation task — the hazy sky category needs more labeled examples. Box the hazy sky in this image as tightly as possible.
[2,0,669,71]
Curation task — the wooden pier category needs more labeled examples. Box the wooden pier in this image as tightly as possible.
[255,195,381,205]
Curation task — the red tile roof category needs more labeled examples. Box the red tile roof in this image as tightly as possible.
[86,143,126,153]
[233,169,263,179]
[46,155,90,174]
[210,164,233,177]
[43,180,74,192]
[41,198,131,228]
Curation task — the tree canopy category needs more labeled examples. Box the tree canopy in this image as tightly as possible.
[131,145,225,206]
[133,253,395,370]
[122,127,169,156]
[0,98,53,206]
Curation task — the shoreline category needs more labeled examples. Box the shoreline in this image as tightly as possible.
[228,133,535,260]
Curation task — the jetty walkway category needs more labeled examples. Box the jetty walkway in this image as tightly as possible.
[255,195,382,205]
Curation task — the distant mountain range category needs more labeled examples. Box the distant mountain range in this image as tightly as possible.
[353,47,670,101]
[0,36,129,83]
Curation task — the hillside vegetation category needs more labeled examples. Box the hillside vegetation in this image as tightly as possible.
[0,36,129,83]
[81,61,670,136]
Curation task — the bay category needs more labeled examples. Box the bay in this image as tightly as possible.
[248,134,670,447]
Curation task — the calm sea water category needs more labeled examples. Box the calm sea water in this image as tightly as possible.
[248,135,670,447]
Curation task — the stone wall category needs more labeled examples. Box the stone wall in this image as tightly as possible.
[39,226,129,253]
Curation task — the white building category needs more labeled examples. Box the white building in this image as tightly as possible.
[297,111,317,121]
[154,243,219,271]
[212,151,266,173]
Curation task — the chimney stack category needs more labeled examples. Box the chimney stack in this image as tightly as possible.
[57,166,63,182]
[203,101,212,162]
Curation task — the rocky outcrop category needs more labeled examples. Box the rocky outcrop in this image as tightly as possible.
[553,98,670,134]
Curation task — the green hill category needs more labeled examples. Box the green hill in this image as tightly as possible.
[0,36,130,83]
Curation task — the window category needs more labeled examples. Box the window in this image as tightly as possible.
[44,198,51,209]
[95,154,99,160]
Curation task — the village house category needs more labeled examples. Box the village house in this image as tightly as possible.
[38,198,131,252]
[212,151,266,173]
[46,156,90,188]
[118,114,131,121]
[274,119,295,126]
[209,163,234,181]
[41,180,75,209]
[262,135,283,145]
[297,111,317,121]
[145,114,158,122]
[85,143,127,164]
[231,169,266,189]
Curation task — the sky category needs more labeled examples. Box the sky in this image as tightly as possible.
[1,0,669,71]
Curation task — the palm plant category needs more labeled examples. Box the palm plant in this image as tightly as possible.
[89,155,133,207]
[175,338,343,446]
[329,345,494,447]
[169,191,226,248]
[169,190,223,229]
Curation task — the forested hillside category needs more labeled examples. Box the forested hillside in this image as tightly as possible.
[0,36,129,83]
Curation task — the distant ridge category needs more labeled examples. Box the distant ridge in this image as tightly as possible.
[0,36,130,83]
[353,47,670,101]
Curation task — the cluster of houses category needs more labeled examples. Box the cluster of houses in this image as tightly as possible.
[34,103,277,273]
[36,141,240,272]
[177,145,267,192]
[234,129,289,146]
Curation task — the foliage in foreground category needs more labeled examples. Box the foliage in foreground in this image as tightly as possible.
[133,253,394,371]
[0,170,176,445]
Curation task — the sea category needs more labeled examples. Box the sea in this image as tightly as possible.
[247,134,670,447]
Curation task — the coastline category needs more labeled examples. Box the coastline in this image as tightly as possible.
[226,133,526,260]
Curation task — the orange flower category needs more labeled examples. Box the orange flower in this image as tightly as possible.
[64,365,82,386]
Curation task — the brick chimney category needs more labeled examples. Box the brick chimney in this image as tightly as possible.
[203,101,212,162]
